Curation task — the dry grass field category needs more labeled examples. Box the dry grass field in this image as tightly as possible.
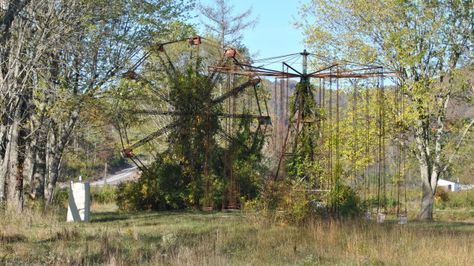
[1,202,473,265]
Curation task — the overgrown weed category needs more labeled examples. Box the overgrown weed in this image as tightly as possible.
[1,204,473,265]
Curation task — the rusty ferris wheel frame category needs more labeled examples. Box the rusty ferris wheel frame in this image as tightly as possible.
[118,36,271,165]
[116,35,403,212]
[116,36,272,208]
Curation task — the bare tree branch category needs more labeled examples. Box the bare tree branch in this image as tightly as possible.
[0,0,31,44]
[198,0,257,48]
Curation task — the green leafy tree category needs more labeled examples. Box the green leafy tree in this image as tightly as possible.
[300,0,473,220]
[286,82,321,185]
[0,0,193,209]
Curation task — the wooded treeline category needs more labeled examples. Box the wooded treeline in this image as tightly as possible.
[0,0,191,210]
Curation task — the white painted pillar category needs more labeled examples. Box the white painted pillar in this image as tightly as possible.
[67,180,91,222]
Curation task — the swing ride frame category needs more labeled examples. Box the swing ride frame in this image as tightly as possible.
[209,49,408,218]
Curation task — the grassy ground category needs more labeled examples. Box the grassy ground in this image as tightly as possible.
[1,203,473,265]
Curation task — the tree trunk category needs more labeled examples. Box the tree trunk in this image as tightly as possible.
[0,133,8,203]
[23,126,47,200]
[419,179,435,220]
[0,123,6,202]
[416,136,439,221]
[31,135,46,199]
[44,112,78,205]
[44,129,56,204]
[22,127,35,193]
[45,154,61,205]
[3,104,24,211]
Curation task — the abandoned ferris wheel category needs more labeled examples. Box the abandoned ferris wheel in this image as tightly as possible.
[114,35,408,218]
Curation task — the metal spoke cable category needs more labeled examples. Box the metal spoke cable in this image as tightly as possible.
[252,53,301,63]
[256,54,300,67]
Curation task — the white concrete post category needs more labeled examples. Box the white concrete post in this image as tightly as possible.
[376,212,386,224]
[67,180,91,222]
[398,214,408,225]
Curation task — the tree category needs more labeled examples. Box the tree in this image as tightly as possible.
[300,0,473,220]
[0,0,192,210]
[1,0,70,210]
[198,0,257,49]
[0,0,30,44]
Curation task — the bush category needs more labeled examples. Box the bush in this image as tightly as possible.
[199,174,225,209]
[91,185,117,204]
[116,181,139,211]
[52,187,69,207]
[441,189,474,208]
[278,187,316,224]
[244,177,362,225]
[116,157,190,211]
[241,180,283,224]
[435,187,450,205]
[243,180,320,225]
[328,179,361,218]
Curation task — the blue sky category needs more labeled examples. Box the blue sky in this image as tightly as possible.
[192,0,306,60]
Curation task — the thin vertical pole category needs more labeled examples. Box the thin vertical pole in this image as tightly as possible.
[396,83,401,217]
[322,78,328,190]
[336,66,340,174]
[365,80,370,211]
[377,74,382,214]
[274,78,278,156]
[381,68,386,212]
[352,81,357,183]
[329,70,333,185]
[402,88,407,215]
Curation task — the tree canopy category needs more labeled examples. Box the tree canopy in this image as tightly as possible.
[300,0,473,220]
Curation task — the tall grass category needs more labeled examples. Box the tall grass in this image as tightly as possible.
[1,205,473,265]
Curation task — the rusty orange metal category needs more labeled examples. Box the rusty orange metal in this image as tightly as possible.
[225,48,237,58]
[189,36,202,46]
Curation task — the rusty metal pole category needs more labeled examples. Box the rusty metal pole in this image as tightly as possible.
[302,49,308,76]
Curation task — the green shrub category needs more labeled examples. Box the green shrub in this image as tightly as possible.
[52,187,69,207]
[116,157,190,211]
[241,180,282,224]
[328,179,361,218]
[91,185,117,204]
[243,180,320,225]
[434,187,450,209]
[245,177,362,224]
[442,189,474,208]
[199,174,225,209]
[278,187,316,224]
[116,181,139,211]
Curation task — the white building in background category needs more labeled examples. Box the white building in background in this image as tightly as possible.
[437,179,461,192]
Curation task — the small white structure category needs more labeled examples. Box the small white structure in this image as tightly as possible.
[398,214,408,225]
[437,179,461,192]
[377,212,386,224]
[67,179,91,222]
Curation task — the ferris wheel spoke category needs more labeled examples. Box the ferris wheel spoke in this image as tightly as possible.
[124,75,172,105]
[248,121,263,153]
[124,120,180,154]
[216,128,251,152]
[211,78,261,105]
[130,110,188,116]
[217,113,270,122]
